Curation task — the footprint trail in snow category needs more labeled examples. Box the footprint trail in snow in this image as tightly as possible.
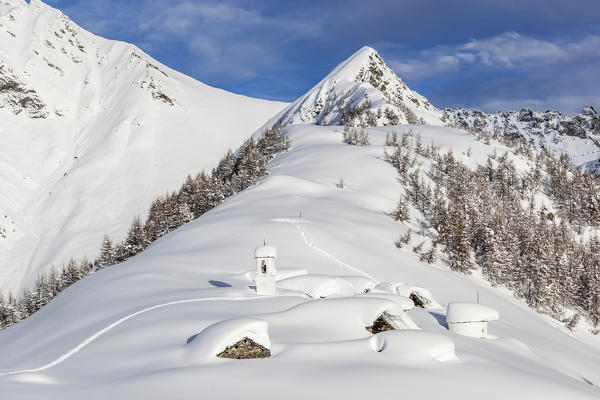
[271,218,376,280]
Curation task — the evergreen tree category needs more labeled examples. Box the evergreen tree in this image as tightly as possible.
[32,275,52,311]
[0,293,19,328]
[98,234,116,268]
[214,149,235,182]
[445,200,473,273]
[235,138,267,190]
[123,217,149,259]
[421,243,438,264]
[391,195,410,222]
[357,129,370,146]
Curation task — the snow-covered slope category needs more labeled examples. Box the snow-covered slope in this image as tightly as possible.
[0,0,286,293]
[0,124,598,399]
[264,46,442,129]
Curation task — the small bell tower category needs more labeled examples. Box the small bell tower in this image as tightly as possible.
[254,244,277,295]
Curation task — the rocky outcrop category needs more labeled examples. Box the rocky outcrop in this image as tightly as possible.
[0,64,47,118]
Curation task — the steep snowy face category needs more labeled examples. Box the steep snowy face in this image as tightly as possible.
[443,106,600,168]
[266,46,442,129]
[0,0,286,294]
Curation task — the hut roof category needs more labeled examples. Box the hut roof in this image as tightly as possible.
[446,302,499,323]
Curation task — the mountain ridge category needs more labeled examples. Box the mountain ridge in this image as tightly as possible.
[443,105,600,167]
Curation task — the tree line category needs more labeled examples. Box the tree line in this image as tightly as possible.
[385,130,600,331]
[0,126,290,330]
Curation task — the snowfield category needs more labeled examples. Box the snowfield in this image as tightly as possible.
[1,125,599,399]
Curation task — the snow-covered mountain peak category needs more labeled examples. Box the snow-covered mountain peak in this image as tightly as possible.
[331,46,411,97]
[320,45,382,81]
[263,46,442,130]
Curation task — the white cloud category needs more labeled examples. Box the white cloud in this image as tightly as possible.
[461,32,566,67]
[56,0,324,80]
[390,32,600,80]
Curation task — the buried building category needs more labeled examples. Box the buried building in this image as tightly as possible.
[187,318,272,360]
[446,302,499,338]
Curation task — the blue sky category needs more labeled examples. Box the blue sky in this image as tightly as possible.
[43,0,600,114]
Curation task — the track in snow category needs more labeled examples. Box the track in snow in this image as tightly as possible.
[0,296,253,376]
[271,218,376,280]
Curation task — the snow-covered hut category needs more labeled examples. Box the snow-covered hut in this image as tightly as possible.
[446,302,499,338]
[254,245,277,295]
[186,318,272,360]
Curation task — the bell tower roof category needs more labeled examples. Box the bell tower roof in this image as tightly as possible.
[255,245,277,259]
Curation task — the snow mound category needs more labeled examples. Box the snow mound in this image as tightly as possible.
[371,282,442,309]
[385,310,420,330]
[186,318,271,361]
[277,274,356,298]
[266,297,405,342]
[355,293,420,329]
[275,269,309,281]
[446,302,500,323]
[370,330,458,362]
[354,293,414,310]
[239,268,307,282]
[337,275,379,293]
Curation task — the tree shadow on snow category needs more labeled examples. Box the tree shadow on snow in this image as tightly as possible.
[209,280,232,288]
[429,311,448,329]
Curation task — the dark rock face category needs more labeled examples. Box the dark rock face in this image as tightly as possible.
[366,315,396,334]
[0,64,47,118]
[216,337,271,359]
[582,106,598,117]
[409,292,427,308]
[518,108,535,122]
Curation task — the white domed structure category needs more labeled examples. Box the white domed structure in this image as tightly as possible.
[446,302,499,338]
